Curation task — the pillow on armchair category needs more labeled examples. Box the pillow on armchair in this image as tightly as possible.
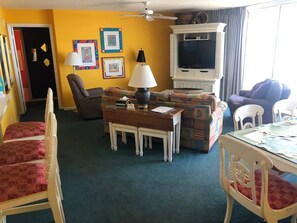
[227,79,291,124]
[245,79,270,98]
[249,80,272,99]
[264,80,283,102]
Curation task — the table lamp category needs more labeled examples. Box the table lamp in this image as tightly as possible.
[64,52,81,73]
[128,64,157,109]
[136,48,146,63]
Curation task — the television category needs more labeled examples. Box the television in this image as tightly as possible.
[178,40,216,69]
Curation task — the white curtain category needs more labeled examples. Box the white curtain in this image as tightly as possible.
[243,2,297,98]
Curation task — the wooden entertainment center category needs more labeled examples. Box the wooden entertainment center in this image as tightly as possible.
[170,23,226,97]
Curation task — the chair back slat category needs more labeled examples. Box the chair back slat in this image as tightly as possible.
[272,99,297,122]
[219,135,272,209]
[44,112,57,179]
[233,104,264,131]
[44,88,53,123]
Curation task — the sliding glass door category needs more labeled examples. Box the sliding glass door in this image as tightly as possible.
[243,2,297,98]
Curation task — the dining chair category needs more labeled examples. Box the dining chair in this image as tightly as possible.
[3,88,53,143]
[272,99,297,123]
[0,113,65,223]
[219,135,297,223]
[233,104,264,131]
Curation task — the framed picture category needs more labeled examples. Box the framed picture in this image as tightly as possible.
[100,28,123,53]
[0,34,9,93]
[102,57,125,79]
[73,40,99,70]
[3,35,13,86]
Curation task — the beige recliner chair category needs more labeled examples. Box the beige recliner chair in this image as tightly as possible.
[67,73,104,119]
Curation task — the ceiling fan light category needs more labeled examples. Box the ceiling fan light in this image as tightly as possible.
[145,15,154,21]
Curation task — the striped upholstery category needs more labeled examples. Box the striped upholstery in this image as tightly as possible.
[3,88,53,142]
[0,140,45,166]
[0,163,47,202]
[3,122,45,141]
[234,170,297,210]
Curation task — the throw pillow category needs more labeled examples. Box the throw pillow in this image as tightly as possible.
[265,80,283,102]
[246,79,270,98]
[250,80,272,99]
[280,83,291,99]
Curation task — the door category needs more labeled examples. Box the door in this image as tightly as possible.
[21,27,57,100]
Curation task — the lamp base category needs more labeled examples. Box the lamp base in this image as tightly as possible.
[137,104,149,110]
[135,88,150,109]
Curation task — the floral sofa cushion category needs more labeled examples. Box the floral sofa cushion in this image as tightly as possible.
[150,91,170,102]
[169,93,217,112]
[104,87,135,98]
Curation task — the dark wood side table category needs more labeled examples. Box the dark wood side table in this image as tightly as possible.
[103,105,184,162]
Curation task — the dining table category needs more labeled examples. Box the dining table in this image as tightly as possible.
[227,118,297,175]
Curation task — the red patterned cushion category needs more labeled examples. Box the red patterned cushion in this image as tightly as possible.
[0,140,45,166]
[3,122,45,141]
[0,163,47,202]
[234,170,297,209]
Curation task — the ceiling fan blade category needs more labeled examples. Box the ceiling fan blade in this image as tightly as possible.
[153,15,178,20]
[121,14,144,18]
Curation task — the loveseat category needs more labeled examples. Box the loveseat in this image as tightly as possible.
[228,79,291,124]
[101,87,227,153]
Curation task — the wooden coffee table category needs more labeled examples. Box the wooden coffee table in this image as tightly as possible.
[103,105,184,162]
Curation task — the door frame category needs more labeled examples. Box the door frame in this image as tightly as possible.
[7,23,61,114]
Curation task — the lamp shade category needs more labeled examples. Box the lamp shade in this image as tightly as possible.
[136,49,146,63]
[128,64,157,88]
[64,52,81,66]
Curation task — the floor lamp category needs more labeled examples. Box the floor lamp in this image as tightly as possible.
[64,52,81,74]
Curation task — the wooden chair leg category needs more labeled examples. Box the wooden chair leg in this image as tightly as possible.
[48,186,65,223]
[291,214,297,223]
[0,211,6,223]
[224,194,234,223]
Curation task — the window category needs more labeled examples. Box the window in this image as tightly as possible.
[243,2,297,98]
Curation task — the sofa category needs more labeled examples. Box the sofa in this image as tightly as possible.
[228,79,291,124]
[101,87,227,153]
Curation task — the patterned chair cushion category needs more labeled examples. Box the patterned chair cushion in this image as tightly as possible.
[0,163,47,202]
[3,121,45,141]
[234,170,297,210]
[0,140,45,166]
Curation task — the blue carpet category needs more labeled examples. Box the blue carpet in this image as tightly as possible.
[8,102,294,223]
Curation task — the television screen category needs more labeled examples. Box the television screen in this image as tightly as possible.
[178,40,216,69]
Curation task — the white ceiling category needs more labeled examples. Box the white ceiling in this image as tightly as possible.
[0,0,273,13]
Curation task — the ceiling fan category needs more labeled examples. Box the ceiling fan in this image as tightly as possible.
[122,1,177,21]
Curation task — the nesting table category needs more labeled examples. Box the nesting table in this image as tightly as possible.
[103,105,184,162]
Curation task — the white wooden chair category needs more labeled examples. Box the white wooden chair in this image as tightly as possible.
[3,88,53,143]
[272,99,297,123]
[0,113,65,223]
[219,135,297,223]
[233,104,264,131]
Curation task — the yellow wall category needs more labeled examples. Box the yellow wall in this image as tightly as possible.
[0,7,21,133]
[4,9,174,108]
[54,10,173,107]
